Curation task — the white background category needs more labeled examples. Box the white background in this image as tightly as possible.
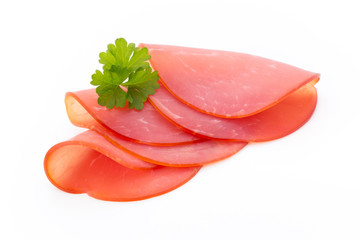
[1,0,360,239]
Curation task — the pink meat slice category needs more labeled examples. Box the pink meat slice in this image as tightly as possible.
[65,89,200,145]
[44,131,201,201]
[149,83,317,142]
[140,43,320,118]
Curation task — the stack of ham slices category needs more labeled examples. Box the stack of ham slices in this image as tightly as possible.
[44,44,320,201]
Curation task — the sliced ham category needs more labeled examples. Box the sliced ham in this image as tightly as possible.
[44,130,201,201]
[44,43,321,202]
[149,82,317,141]
[140,43,320,118]
[65,89,200,145]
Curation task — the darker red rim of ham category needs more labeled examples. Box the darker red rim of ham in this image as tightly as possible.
[92,123,247,167]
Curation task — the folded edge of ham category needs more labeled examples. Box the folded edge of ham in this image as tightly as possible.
[44,130,201,201]
[94,123,247,166]
[141,43,320,118]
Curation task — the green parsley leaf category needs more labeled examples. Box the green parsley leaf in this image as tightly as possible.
[126,88,147,110]
[123,68,159,109]
[127,47,151,71]
[90,38,159,110]
[97,85,126,109]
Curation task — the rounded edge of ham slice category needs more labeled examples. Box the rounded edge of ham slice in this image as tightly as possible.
[98,123,247,166]
[79,122,248,167]
[149,82,317,142]
[140,43,320,118]
[65,89,201,145]
[44,130,201,202]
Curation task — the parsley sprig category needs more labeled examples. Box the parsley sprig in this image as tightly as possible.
[90,38,159,110]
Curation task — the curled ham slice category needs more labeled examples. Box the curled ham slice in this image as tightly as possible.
[65,89,200,145]
[44,130,201,201]
[149,82,317,142]
[141,44,320,118]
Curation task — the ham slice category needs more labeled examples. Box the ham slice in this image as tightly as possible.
[140,44,320,118]
[65,89,200,145]
[44,130,201,201]
[149,82,317,141]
